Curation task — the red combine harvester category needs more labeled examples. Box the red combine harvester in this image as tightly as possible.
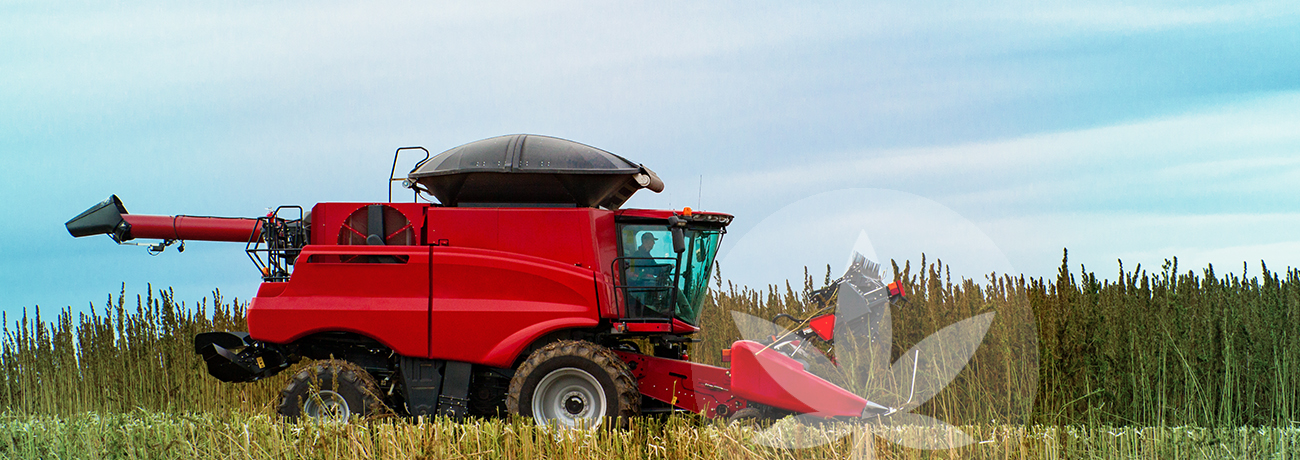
[67,134,903,426]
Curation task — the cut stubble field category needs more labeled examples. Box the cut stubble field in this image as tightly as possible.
[2,412,1297,459]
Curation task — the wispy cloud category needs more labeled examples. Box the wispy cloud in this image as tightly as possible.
[713,92,1300,286]
[712,91,1300,210]
[5,1,1299,316]
[996,1,1299,32]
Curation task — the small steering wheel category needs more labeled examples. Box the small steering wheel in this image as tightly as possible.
[654,265,675,287]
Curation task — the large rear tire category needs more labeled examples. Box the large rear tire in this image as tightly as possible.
[507,340,639,428]
[278,359,383,422]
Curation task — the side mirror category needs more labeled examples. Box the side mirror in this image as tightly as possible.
[668,216,686,254]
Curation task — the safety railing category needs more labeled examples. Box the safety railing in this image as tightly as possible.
[611,256,680,322]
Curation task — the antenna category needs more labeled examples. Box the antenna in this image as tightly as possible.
[697,175,702,209]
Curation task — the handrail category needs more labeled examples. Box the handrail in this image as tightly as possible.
[389,147,430,202]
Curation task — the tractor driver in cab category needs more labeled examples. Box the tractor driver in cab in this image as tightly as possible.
[624,230,672,317]
[627,232,662,286]
[631,232,656,260]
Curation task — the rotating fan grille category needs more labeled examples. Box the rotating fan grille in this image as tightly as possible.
[338,205,414,246]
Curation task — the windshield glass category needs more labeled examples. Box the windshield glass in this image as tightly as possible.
[618,223,722,325]
[676,228,722,324]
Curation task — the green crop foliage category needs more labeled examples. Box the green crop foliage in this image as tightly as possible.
[697,250,1298,428]
[0,285,289,416]
[1,250,1298,459]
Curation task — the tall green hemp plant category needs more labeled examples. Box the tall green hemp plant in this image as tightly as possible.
[732,251,1006,460]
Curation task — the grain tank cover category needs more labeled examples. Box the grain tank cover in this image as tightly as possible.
[408,134,665,209]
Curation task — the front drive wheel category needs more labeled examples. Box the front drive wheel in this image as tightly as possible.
[507,340,639,428]
[278,359,383,422]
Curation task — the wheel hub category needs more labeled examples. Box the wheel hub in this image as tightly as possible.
[531,367,606,429]
[564,393,586,415]
[303,390,351,423]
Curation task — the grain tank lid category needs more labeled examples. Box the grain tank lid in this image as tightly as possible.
[407,134,665,209]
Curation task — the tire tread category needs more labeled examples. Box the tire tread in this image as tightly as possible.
[277,359,384,420]
[506,340,640,426]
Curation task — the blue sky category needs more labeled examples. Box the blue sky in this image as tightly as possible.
[4,1,1299,317]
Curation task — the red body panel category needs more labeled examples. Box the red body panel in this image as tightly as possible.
[424,207,609,269]
[122,214,261,242]
[590,211,620,318]
[248,245,431,357]
[616,351,747,418]
[428,246,600,367]
[248,205,624,368]
[729,340,866,417]
[612,319,700,334]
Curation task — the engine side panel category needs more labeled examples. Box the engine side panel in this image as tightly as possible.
[429,246,600,367]
[247,245,431,357]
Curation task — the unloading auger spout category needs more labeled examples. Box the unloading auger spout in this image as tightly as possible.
[66,195,263,249]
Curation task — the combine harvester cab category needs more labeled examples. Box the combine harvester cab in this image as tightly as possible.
[67,134,905,427]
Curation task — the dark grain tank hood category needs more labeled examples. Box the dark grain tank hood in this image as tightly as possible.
[407,134,664,209]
